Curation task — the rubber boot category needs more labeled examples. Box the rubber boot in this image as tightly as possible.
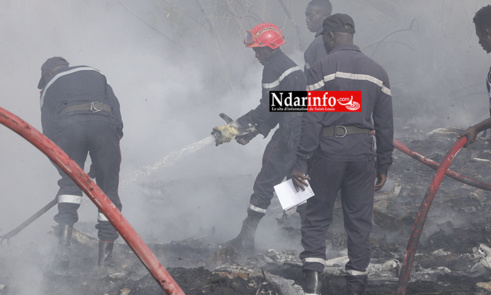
[98,241,114,267]
[57,224,73,269]
[228,211,264,254]
[304,270,322,295]
[345,274,368,295]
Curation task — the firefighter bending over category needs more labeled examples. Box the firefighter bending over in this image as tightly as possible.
[38,57,124,269]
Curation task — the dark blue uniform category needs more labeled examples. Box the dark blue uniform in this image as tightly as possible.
[237,49,306,217]
[487,67,491,116]
[40,65,123,242]
[304,34,328,75]
[295,44,393,292]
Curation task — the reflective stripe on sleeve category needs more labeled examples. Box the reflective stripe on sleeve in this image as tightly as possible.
[58,194,82,204]
[262,66,301,89]
[249,204,267,214]
[307,71,391,96]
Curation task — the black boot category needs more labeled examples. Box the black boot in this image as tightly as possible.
[228,211,264,254]
[57,224,73,269]
[98,241,114,267]
[345,274,367,295]
[304,270,322,294]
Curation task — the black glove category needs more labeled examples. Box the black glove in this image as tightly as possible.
[235,130,259,145]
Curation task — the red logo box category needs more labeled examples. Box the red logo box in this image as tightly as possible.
[307,91,362,112]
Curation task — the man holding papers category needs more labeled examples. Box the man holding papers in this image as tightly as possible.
[290,14,394,295]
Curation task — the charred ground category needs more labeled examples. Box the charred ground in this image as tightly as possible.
[2,129,491,295]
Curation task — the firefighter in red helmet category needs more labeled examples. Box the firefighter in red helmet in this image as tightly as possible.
[212,23,307,254]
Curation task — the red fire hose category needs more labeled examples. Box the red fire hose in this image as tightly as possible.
[393,139,491,191]
[0,107,185,295]
[395,136,467,295]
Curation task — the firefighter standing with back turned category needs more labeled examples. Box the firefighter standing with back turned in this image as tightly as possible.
[290,14,394,295]
[461,5,491,144]
[211,24,306,254]
[37,57,124,270]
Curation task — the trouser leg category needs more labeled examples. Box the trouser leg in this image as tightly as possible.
[53,123,87,226]
[249,131,296,211]
[232,131,296,252]
[87,121,122,242]
[300,158,344,272]
[341,159,375,293]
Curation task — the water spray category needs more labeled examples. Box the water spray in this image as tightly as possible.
[120,135,215,187]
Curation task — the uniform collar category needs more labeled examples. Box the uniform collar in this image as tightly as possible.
[328,44,360,54]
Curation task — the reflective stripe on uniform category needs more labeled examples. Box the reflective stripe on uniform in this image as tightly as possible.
[40,67,101,108]
[98,212,109,222]
[303,257,326,265]
[346,269,368,276]
[262,66,301,89]
[249,204,267,214]
[58,194,82,204]
[307,71,391,96]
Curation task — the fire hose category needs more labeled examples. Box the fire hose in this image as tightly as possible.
[0,107,184,295]
[395,136,467,295]
[393,139,491,191]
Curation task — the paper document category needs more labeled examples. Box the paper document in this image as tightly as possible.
[274,179,315,211]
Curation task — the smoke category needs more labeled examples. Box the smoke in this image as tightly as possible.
[0,0,490,293]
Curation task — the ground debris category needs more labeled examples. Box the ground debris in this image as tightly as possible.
[4,131,491,294]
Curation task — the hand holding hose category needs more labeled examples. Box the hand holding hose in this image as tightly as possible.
[212,122,239,146]
[211,113,257,146]
[235,129,259,145]
[460,126,478,147]
[374,173,386,191]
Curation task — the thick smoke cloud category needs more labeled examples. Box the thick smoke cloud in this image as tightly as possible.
[0,0,490,293]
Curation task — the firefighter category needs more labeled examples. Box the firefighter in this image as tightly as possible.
[290,14,394,294]
[212,23,307,254]
[37,57,124,269]
[304,0,332,74]
[461,5,491,144]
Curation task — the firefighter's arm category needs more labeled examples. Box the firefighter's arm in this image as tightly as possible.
[461,117,491,146]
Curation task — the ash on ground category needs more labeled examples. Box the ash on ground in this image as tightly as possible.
[2,129,491,294]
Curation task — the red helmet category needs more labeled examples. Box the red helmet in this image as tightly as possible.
[244,23,285,49]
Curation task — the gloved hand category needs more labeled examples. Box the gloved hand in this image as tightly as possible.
[235,129,259,145]
[212,121,239,146]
